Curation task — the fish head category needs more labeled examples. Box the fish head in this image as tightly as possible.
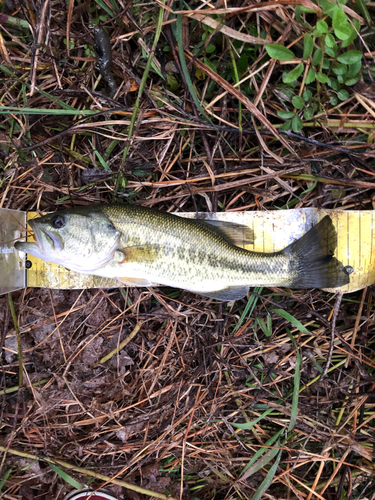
[15,208,121,273]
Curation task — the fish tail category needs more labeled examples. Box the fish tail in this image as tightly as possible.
[283,216,350,289]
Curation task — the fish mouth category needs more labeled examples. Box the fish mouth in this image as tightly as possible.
[28,219,43,250]
[43,229,64,251]
[29,219,64,252]
[14,220,64,257]
[14,219,42,256]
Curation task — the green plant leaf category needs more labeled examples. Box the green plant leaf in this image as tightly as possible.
[325,44,337,58]
[337,89,349,101]
[322,58,330,70]
[341,24,358,47]
[316,72,328,83]
[292,114,303,132]
[332,7,351,40]
[317,20,329,33]
[277,110,295,119]
[327,77,340,90]
[345,76,360,86]
[282,63,304,83]
[305,68,316,84]
[205,43,216,54]
[237,53,248,73]
[337,50,362,65]
[281,119,292,131]
[334,24,352,40]
[303,89,312,101]
[312,48,322,66]
[265,44,295,60]
[304,107,314,120]
[300,5,316,13]
[292,95,305,109]
[330,95,338,105]
[320,0,336,15]
[203,57,217,73]
[303,34,313,59]
[346,60,362,78]
[325,33,336,48]
[332,63,347,75]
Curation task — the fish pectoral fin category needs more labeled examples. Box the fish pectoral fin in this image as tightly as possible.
[194,219,254,247]
[198,285,249,301]
[119,245,160,263]
[116,276,153,286]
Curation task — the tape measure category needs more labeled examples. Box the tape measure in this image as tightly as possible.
[25,208,374,294]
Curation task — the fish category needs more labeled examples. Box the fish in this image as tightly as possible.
[14,204,349,301]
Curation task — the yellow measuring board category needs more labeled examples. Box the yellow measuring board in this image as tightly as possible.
[24,208,374,294]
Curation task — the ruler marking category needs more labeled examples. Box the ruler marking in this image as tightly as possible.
[263,217,265,253]
[252,217,255,250]
[358,212,361,269]
[347,212,350,266]
[371,211,373,265]
[242,212,245,249]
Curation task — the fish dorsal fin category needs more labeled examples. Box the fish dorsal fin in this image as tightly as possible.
[194,219,254,247]
[195,285,249,301]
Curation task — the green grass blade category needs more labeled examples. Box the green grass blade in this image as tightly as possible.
[89,140,112,171]
[240,428,283,480]
[272,308,311,336]
[48,463,84,489]
[0,467,12,491]
[0,106,96,116]
[233,286,263,332]
[286,327,302,432]
[251,449,282,500]
[231,408,273,429]
[173,12,210,122]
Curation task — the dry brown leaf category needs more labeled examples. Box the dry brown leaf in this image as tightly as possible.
[187,12,269,45]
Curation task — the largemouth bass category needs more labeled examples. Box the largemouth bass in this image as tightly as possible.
[15,204,349,300]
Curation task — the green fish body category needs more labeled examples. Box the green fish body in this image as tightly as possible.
[15,204,349,300]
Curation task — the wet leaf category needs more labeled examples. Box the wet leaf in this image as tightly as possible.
[303,34,313,59]
[337,50,362,65]
[282,63,304,83]
[265,44,295,60]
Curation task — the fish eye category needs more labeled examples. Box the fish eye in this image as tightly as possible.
[50,215,66,229]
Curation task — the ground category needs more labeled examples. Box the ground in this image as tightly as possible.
[0,1,375,499]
